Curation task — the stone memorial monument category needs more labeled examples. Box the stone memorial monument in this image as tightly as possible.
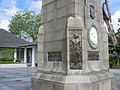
[31,0,117,90]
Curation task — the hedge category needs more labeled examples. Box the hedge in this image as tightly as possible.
[0,58,20,64]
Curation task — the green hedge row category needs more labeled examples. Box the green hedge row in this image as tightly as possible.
[0,58,14,61]
[0,58,20,64]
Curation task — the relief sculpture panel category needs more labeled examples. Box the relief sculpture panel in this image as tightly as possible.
[88,51,99,61]
[69,30,82,70]
[48,52,62,61]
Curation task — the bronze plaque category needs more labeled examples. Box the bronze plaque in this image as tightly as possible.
[88,51,99,61]
[48,52,62,61]
[69,30,82,70]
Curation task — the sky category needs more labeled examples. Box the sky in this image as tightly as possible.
[0,0,42,31]
[0,0,120,31]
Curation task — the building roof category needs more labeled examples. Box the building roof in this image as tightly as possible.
[0,29,29,48]
[20,41,37,47]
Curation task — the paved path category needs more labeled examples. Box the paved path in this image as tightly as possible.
[0,68,120,90]
[110,69,120,90]
[0,68,37,90]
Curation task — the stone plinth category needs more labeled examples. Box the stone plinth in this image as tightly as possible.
[31,71,116,90]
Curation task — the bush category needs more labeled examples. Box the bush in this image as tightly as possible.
[0,49,14,58]
[0,58,14,61]
[109,55,118,69]
[0,58,20,64]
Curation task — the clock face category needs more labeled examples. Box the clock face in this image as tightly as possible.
[89,26,98,49]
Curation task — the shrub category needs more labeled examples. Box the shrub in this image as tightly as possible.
[109,55,118,69]
[0,58,20,64]
[0,58,14,62]
[0,49,14,58]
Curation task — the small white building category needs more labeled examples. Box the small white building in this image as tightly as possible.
[19,41,38,67]
[0,29,38,67]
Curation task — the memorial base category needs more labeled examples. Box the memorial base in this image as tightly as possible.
[31,70,117,90]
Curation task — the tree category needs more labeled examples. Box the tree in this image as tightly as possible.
[9,10,41,41]
[114,27,120,68]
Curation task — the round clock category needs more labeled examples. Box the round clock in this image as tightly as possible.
[88,26,98,49]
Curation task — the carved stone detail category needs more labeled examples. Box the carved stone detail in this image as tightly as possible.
[88,51,99,61]
[89,4,96,19]
[69,30,82,70]
[48,52,62,61]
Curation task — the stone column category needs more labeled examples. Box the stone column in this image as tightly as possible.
[14,49,17,62]
[24,48,27,63]
[32,47,35,67]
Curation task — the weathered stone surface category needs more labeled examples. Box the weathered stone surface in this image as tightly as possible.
[31,0,117,90]
[31,71,117,90]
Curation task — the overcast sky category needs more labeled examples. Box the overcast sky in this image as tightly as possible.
[0,0,120,31]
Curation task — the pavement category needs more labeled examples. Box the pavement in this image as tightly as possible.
[0,68,120,90]
[0,68,37,90]
[110,69,120,89]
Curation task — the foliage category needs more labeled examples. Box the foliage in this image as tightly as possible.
[113,28,120,68]
[108,35,113,44]
[0,49,14,58]
[109,55,118,69]
[0,58,20,64]
[115,44,120,53]
[116,28,120,44]
[9,10,41,41]
[0,58,13,61]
